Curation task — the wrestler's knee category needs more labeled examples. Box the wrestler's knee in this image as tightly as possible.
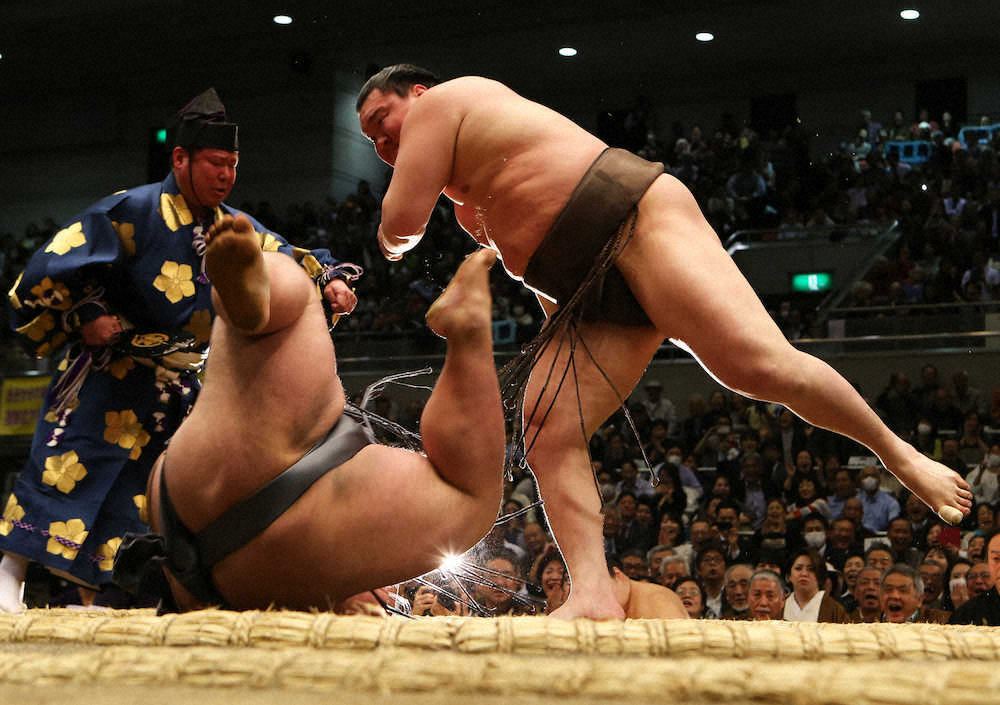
[716,345,809,401]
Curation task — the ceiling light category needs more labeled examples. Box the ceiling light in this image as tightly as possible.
[696,32,715,42]
[558,47,578,57]
[899,9,920,20]
[273,14,293,25]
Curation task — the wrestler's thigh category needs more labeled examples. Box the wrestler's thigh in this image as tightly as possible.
[524,319,663,440]
[214,444,498,608]
[617,176,788,366]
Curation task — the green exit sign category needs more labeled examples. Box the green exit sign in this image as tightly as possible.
[791,272,832,292]
[156,128,167,144]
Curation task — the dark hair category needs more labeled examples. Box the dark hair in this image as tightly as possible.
[530,545,566,586]
[786,547,827,585]
[716,499,742,516]
[695,543,727,570]
[674,577,707,608]
[888,516,911,530]
[802,512,829,530]
[985,527,1000,553]
[864,541,893,561]
[487,549,521,573]
[621,548,647,563]
[792,472,822,504]
[356,64,441,111]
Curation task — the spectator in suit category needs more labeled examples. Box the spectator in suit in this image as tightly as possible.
[695,544,728,619]
[919,559,947,610]
[887,517,923,568]
[845,565,884,623]
[881,564,950,623]
[949,530,1000,625]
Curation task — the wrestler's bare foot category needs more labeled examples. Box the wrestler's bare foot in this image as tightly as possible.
[550,581,626,621]
[425,249,498,340]
[890,446,973,525]
[205,214,270,332]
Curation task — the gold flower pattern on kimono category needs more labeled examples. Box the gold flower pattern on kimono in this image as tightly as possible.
[113,221,136,256]
[0,494,25,536]
[108,356,135,380]
[47,519,88,559]
[159,192,194,232]
[261,232,281,252]
[16,310,56,343]
[104,410,151,460]
[45,222,87,255]
[97,537,123,572]
[134,494,149,525]
[34,332,68,358]
[29,277,72,311]
[42,450,88,494]
[184,308,212,344]
[153,261,196,304]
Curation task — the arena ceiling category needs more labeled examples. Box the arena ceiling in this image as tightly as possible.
[2,0,999,105]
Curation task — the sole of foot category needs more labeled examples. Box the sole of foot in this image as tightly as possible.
[425,249,498,340]
[205,215,270,332]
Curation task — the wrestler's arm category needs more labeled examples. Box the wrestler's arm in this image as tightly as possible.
[378,91,462,260]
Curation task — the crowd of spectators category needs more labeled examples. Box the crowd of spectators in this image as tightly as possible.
[3,107,1000,621]
[4,107,999,355]
[398,362,999,623]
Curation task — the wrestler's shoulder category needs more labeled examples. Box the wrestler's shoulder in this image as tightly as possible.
[429,76,515,99]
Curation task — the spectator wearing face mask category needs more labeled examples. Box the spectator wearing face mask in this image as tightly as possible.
[856,465,900,533]
[660,445,704,497]
[799,514,830,558]
[966,445,1000,506]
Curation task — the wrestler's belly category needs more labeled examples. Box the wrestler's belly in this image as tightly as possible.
[450,142,606,278]
[210,470,347,610]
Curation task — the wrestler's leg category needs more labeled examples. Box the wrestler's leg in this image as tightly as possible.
[522,318,663,620]
[0,552,28,613]
[213,250,506,607]
[619,174,972,524]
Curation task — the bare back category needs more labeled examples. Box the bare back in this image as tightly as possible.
[432,78,607,276]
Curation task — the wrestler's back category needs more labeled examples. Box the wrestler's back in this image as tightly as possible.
[439,77,607,277]
[626,579,688,619]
